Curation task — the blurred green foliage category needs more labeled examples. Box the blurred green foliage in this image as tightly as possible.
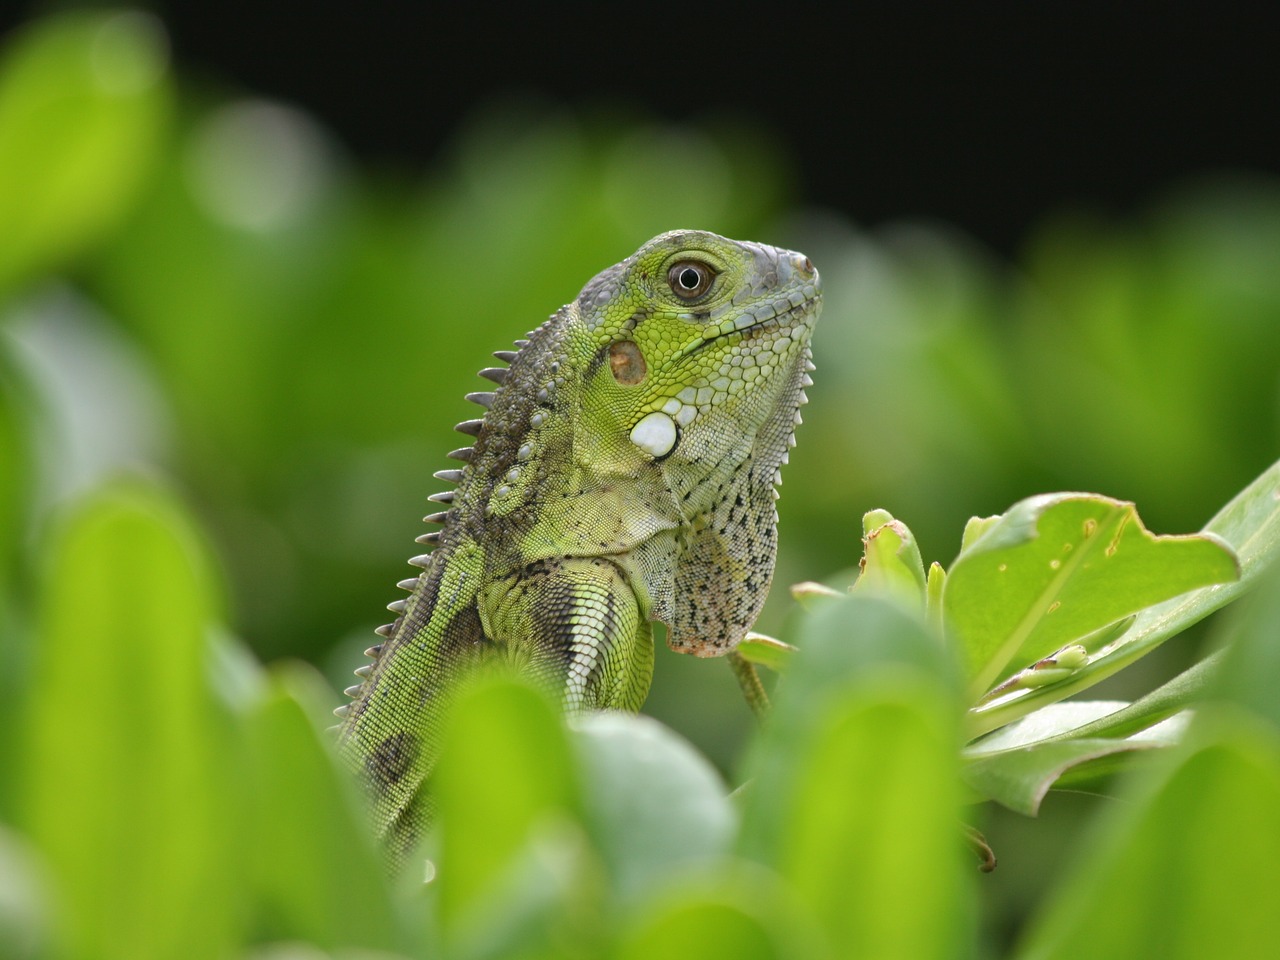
[3,9,1280,959]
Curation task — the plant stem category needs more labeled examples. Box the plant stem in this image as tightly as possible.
[728,651,770,717]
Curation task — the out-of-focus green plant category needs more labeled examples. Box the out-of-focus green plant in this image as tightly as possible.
[0,11,168,300]
[4,463,1279,959]
[5,8,1280,959]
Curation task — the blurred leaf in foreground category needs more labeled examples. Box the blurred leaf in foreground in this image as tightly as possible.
[241,663,401,953]
[1016,711,1280,960]
[433,676,582,942]
[571,711,735,904]
[616,875,816,960]
[740,595,973,959]
[18,482,236,960]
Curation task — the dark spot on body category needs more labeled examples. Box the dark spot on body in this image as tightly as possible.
[367,732,419,788]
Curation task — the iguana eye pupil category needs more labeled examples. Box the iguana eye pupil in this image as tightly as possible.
[668,261,714,299]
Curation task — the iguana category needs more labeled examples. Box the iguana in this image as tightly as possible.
[335,229,821,863]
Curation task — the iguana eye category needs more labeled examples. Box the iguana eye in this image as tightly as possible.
[667,261,714,300]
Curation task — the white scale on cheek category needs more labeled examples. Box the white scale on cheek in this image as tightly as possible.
[629,411,678,458]
[660,395,697,427]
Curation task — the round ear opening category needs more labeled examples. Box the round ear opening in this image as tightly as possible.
[608,340,648,385]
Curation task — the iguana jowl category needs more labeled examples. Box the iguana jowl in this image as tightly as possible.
[336,229,821,859]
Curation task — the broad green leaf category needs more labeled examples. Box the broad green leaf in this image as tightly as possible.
[734,633,797,672]
[448,817,598,960]
[740,595,972,959]
[0,12,170,298]
[1043,651,1222,743]
[0,347,32,580]
[242,947,416,960]
[969,457,1280,737]
[433,676,580,934]
[740,594,961,862]
[1213,562,1280,730]
[851,508,926,608]
[1017,712,1280,960]
[240,663,401,953]
[960,513,1000,553]
[0,827,46,960]
[778,683,971,958]
[615,875,818,960]
[964,736,1168,816]
[788,580,844,609]
[947,492,1238,700]
[1049,717,1190,793]
[19,482,237,960]
[0,346,34,813]
[967,701,1131,753]
[618,900,784,960]
[571,711,735,903]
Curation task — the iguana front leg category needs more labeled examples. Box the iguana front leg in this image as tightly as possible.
[481,556,654,712]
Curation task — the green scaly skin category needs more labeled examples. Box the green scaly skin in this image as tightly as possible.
[335,230,821,863]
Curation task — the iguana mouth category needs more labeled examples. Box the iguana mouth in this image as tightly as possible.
[683,291,822,357]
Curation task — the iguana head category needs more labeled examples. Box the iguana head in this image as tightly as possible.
[555,229,822,655]
[574,229,821,508]
[454,229,819,655]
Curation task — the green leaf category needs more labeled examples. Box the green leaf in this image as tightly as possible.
[0,346,32,581]
[734,633,797,672]
[947,492,1239,701]
[571,711,735,904]
[0,346,34,799]
[1047,652,1222,743]
[960,513,1000,553]
[18,482,238,960]
[969,457,1280,737]
[433,675,580,935]
[1017,711,1280,959]
[851,509,927,609]
[778,684,971,958]
[615,875,819,960]
[968,701,1132,753]
[964,735,1169,816]
[0,12,170,298]
[962,657,1217,812]
[739,595,972,959]
[448,817,598,960]
[926,561,946,632]
[1213,562,1280,730]
[0,827,46,960]
[240,663,402,952]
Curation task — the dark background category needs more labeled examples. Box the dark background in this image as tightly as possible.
[9,3,1276,257]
